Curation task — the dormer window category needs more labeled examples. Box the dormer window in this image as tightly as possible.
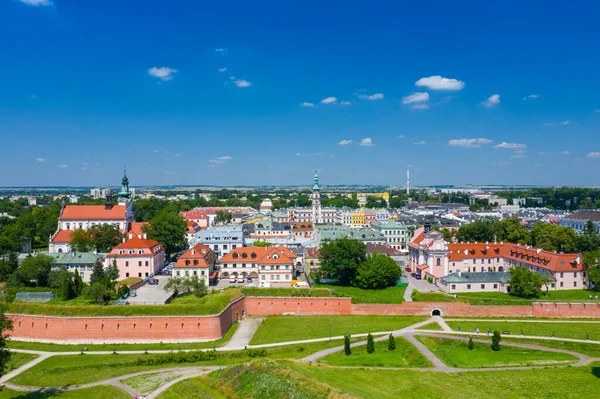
[273,254,279,259]
[232,253,239,259]
[251,252,257,259]
[128,250,134,255]
[119,250,124,255]
[138,250,143,255]
[242,253,248,259]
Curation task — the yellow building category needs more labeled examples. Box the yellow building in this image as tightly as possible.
[346,192,390,206]
[351,210,365,226]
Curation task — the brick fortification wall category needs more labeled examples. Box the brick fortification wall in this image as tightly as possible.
[9,297,600,343]
[8,296,246,344]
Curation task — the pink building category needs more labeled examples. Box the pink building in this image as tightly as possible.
[106,233,165,280]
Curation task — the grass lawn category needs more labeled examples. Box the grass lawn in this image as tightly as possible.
[6,352,37,371]
[8,322,239,352]
[501,337,600,357]
[242,287,333,297]
[7,288,241,316]
[121,370,182,395]
[319,337,431,368]
[445,320,600,340]
[156,376,228,399]
[118,277,143,286]
[319,284,406,304]
[287,361,600,399]
[416,335,577,368]
[249,315,426,345]
[8,339,362,388]
[415,321,443,331]
[411,290,456,302]
[0,386,130,399]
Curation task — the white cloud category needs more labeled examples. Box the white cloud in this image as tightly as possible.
[207,164,216,168]
[511,154,527,159]
[413,141,426,145]
[493,142,527,150]
[357,93,384,100]
[341,101,352,106]
[19,0,52,6]
[148,67,178,81]
[559,120,570,125]
[174,153,180,157]
[338,139,353,145]
[482,94,500,108]
[411,104,430,110]
[588,152,600,158]
[218,67,227,72]
[398,135,405,138]
[217,156,232,161]
[301,102,315,108]
[544,120,570,126]
[208,156,232,165]
[36,158,46,162]
[57,164,68,168]
[152,149,159,153]
[448,138,493,148]
[523,94,540,100]
[321,96,337,104]
[360,138,374,147]
[560,151,571,155]
[402,92,429,104]
[415,75,465,91]
[215,48,228,53]
[233,79,251,88]
[595,109,600,113]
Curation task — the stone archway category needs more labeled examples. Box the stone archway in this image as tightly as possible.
[431,309,442,317]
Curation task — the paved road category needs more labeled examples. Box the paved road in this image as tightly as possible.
[406,274,439,292]
[222,317,264,350]
[128,275,174,305]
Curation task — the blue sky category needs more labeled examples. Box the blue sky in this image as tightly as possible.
[1,0,600,188]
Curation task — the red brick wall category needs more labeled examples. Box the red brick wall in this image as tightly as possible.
[351,303,533,317]
[532,302,600,318]
[244,297,353,316]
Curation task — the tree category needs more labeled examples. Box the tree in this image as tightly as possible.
[530,223,577,253]
[388,334,396,351]
[214,211,232,225]
[47,268,71,289]
[10,254,53,288]
[491,330,501,351]
[253,241,272,247]
[88,224,123,252]
[468,337,474,350]
[0,311,13,378]
[58,276,76,301]
[107,259,119,281]
[70,229,93,252]
[498,217,531,244]
[366,333,375,354]
[584,220,597,236]
[319,238,366,285]
[73,269,84,295]
[508,266,543,298]
[344,335,351,356]
[164,276,187,295]
[90,261,106,285]
[0,253,18,282]
[144,210,187,257]
[354,253,401,289]
[191,276,208,298]
[83,282,113,304]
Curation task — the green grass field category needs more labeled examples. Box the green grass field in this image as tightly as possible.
[7,322,238,352]
[326,284,406,304]
[7,288,241,316]
[0,386,130,399]
[249,315,426,345]
[411,289,599,306]
[242,287,333,297]
[287,361,600,399]
[319,337,431,368]
[501,337,600,357]
[416,335,578,368]
[415,321,444,330]
[411,290,457,302]
[121,370,182,395]
[446,320,600,340]
[156,376,228,399]
[6,352,37,371]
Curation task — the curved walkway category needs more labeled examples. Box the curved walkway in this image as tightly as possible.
[4,316,600,397]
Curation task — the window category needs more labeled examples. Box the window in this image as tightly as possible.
[138,273,142,277]
[488,259,491,264]
[193,271,197,276]
[560,273,564,278]
[213,245,218,250]
[560,282,564,287]
[125,261,129,267]
[145,261,149,266]
[145,272,148,277]
[80,271,85,277]
[493,284,498,289]
[138,261,142,266]
[126,272,129,277]
[473,259,476,264]
[467,284,471,289]
[551,283,555,288]
[574,272,577,277]
[481,284,485,289]
[436,258,441,266]
[177,271,181,276]
[261,275,265,280]
[223,245,228,250]
[574,281,577,287]
[242,263,246,268]
[232,245,237,249]
[451,284,456,290]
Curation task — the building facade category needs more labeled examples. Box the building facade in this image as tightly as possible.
[105,233,165,280]
[371,220,411,251]
[172,243,217,286]
[191,226,244,257]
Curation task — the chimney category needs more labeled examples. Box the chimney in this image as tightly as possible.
[122,237,126,243]
[138,234,142,239]
[129,232,133,239]
[143,233,147,239]
[191,249,195,256]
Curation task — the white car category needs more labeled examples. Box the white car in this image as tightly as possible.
[260,281,271,288]
[229,276,236,283]
[293,282,310,288]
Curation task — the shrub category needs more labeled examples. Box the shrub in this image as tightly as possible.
[468,337,474,350]
[491,330,501,351]
[366,333,375,354]
[388,333,396,351]
[344,335,351,356]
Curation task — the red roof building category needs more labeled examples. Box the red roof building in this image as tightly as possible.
[172,243,217,284]
[218,245,297,283]
[105,233,165,280]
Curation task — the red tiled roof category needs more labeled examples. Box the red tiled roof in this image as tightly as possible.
[292,222,314,231]
[220,245,295,265]
[181,210,209,220]
[51,230,73,243]
[186,220,201,233]
[130,222,149,236]
[174,243,217,269]
[505,245,584,272]
[112,236,161,250]
[366,243,400,255]
[448,242,505,261]
[304,248,320,259]
[59,205,128,220]
[417,264,429,270]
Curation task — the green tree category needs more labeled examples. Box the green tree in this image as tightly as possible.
[11,254,53,288]
[491,330,501,351]
[366,333,375,354]
[73,269,84,295]
[191,276,208,298]
[584,220,597,236]
[214,211,232,225]
[344,335,351,356]
[88,224,123,252]
[319,237,366,285]
[143,210,187,257]
[456,217,501,243]
[0,310,13,378]
[353,253,401,289]
[468,337,474,350]
[58,276,76,301]
[530,223,577,253]
[70,229,93,252]
[0,253,19,282]
[90,261,106,285]
[253,241,272,247]
[508,266,543,298]
[498,217,531,244]
[47,268,71,289]
[388,334,396,351]
[83,282,113,304]
[107,259,119,281]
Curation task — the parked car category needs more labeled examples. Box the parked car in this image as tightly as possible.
[229,276,236,283]
[260,281,271,288]
[415,274,422,280]
[246,278,252,283]
[244,283,257,288]
[293,282,309,288]
[147,278,159,285]
[405,267,412,273]
[237,277,244,283]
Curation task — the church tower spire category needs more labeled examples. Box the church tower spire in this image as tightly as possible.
[311,169,322,224]
[118,168,131,204]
